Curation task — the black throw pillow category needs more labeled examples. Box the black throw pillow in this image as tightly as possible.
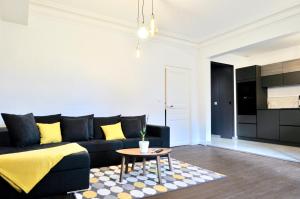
[93,115,121,139]
[121,118,142,138]
[121,115,146,129]
[1,113,40,147]
[62,115,94,139]
[34,114,61,124]
[61,118,89,142]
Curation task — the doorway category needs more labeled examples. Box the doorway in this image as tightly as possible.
[165,66,191,147]
[211,62,234,138]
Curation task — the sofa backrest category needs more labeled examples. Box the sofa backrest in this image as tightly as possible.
[0,127,11,147]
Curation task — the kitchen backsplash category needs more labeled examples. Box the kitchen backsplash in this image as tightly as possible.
[268,85,300,109]
[268,96,299,109]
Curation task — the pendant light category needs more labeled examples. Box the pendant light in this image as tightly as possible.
[149,0,158,37]
[137,0,149,40]
[136,40,141,58]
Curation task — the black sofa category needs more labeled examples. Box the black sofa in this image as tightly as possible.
[0,118,170,199]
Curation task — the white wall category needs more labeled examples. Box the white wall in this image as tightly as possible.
[0,6,199,142]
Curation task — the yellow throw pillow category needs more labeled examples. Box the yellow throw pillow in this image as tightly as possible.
[37,122,62,144]
[101,122,126,140]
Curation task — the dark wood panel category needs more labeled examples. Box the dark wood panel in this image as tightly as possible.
[280,110,300,126]
[237,123,256,138]
[237,115,256,124]
[261,74,283,87]
[236,66,256,82]
[280,126,300,143]
[283,71,300,85]
[257,110,279,140]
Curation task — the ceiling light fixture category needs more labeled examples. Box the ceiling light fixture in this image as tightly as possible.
[135,0,158,58]
[137,0,149,40]
[149,0,158,37]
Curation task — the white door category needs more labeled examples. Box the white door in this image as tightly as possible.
[165,66,191,147]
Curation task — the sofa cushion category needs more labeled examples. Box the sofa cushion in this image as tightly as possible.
[0,128,10,147]
[121,118,142,138]
[34,114,61,124]
[1,113,40,147]
[78,140,123,153]
[93,115,121,139]
[122,137,162,149]
[61,118,89,142]
[121,115,146,128]
[37,122,62,144]
[62,115,94,139]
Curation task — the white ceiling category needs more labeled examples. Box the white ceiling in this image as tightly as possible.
[231,32,300,57]
[40,0,300,43]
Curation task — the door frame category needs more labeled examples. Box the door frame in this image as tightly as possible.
[164,65,192,146]
[210,61,234,139]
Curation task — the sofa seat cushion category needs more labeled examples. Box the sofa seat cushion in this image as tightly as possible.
[122,137,162,149]
[78,140,123,153]
[0,143,89,172]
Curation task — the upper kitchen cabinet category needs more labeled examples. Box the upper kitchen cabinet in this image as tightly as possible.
[283,59,300,86]
[236,66,256,82]
[261,63,283,87]
[261,59,300,87]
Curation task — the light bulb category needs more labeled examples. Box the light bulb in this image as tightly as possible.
[137,25,149,39]
[136,42,141,58]
[149,15,157,37]
[136,48,141,58]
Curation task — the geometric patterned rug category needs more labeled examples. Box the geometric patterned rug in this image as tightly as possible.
[74,158,225,199]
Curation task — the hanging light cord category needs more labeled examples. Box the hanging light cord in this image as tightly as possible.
[152,0,154,15]
[142,0,145,24]
[137,0,140,25]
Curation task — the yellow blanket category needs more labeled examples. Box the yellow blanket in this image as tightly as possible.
[0,143,87,193]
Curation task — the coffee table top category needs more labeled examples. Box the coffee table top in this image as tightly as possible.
[116,148,171,157]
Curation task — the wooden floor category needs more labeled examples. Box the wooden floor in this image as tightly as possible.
[49,145,300,199]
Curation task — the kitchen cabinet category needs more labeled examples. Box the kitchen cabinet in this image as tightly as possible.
[283,71,300,86]
[261,63,283,87]
[237,124,256,138]
[280,126,300,143]
[257,110,279,140]
[236,66,256,82]
[261,74,283,87]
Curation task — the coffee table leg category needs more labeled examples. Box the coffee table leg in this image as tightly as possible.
[143,157,146,176]
[132,157,136,171]
[120,156,125,182]
[168,153,173,171]
[156,156,162,184]
[125,157,129,173]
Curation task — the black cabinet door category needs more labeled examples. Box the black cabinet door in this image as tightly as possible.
[237,115,256,124]
[280,126,300,143]
[261,74,283,87]
[236,66,256,82]
[280,110,300,126]
[257,110,279,140]
[283,71,300,86]
[237,123,256,138]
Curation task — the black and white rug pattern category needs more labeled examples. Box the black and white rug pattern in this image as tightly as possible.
[74,158,225,199]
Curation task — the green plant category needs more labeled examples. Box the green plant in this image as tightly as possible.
[140,126,146,141]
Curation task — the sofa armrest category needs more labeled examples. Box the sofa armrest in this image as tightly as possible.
[146,124,170,148]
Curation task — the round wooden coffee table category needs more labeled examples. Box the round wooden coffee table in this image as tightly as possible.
[116,148,172,184]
